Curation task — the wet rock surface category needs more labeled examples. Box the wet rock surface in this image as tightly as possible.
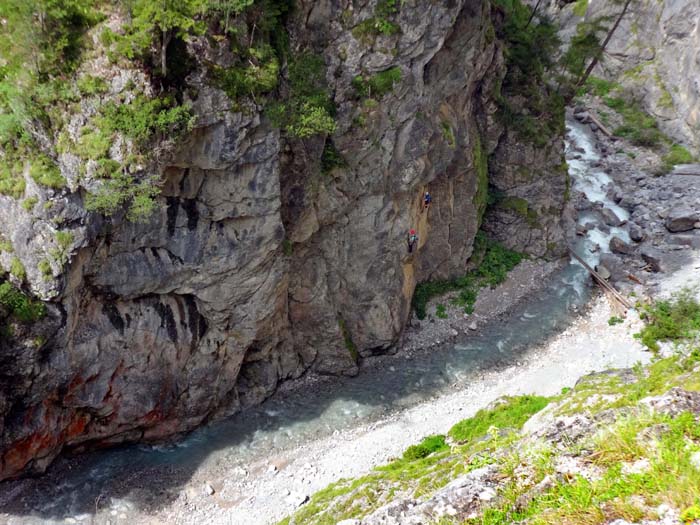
[566,107,700,296]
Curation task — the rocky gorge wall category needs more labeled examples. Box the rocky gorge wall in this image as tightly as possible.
[539,0,700,149]
[0,0,567,480]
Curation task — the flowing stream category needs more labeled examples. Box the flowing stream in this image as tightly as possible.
[1,120,630,524]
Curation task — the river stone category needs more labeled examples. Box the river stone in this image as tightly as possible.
[610,236,634,255]
[665,207,699,232]
[595,265,611,280]
[640,247,663,272]
[598,253,627,282]
[628,223,645,242]
[600,207,624,227]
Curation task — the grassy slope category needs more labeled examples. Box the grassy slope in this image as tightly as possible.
[281,292,700,525]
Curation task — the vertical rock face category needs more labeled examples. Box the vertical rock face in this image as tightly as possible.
[0,0,567,480]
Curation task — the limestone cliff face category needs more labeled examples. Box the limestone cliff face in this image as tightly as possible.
[539,0,700,148]
[0,0,567,480]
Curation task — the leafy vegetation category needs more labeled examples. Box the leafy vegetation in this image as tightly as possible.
[21,196,38,212]
[490,0,565,146]
[267,52,336,138]
[636,289,700,351]
[402,435,448,461]
[352,67,402,100]
[435,304,447,319]
[448,395,549,443]
[472,133,489,227]
[661,144,694,174]
[351,0,401,42]
[338,317,358,361]
[9,257,26,281]
[320,140,346,176]
[0,280,45,324]
[29,155,66,189]
[603,95,665,148]
[412,233,524,320]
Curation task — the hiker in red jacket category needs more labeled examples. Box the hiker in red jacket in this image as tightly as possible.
[407,229,418,253]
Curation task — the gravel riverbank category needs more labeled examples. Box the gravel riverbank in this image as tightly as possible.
[161,293,652,525]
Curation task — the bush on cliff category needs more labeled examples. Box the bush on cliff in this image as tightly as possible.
[412,233,524,320]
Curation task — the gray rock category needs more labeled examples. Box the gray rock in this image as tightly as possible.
[598,253,627,282]
[641,388,700,417]
[640,247,663,272]
[600,207,624,227]
[609,236,635,255]
[665,206,699,232]
[595,265,611,280]
[628,223,645,242]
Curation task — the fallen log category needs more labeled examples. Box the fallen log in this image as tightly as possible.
[568,247,634,311]
[587,111,614,138]
[671,164,700,176]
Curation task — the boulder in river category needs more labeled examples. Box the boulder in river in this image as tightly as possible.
[600,207,624,227]
[598,253,627,282]
[665,207,699,232]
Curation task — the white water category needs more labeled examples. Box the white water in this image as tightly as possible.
[567,119,630,268]
[0,121,634,524]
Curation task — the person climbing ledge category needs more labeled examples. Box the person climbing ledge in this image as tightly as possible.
[423,191,432,212]
[407,229,419,253]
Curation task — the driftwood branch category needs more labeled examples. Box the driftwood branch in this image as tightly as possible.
[587,111,614,138]
[568,247,634,311]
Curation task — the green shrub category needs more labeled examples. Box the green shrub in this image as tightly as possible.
[636,290,700,351]
[412,233,523,319]
[21,196,38,212]
[352,67,402,99]
[604,96,665,147]
[320,140,347,175]
[77,75,109,96]
[448,395,549,444]
[267,52,336,138]
[75,128,111,160]
[681,505,700,523]
[282,238,293,256]
[56,231,74,251]
[580,76,618,97]
[29,155,66,189]
[338,318,358,361]
[0,237,13,252]
[435,304,447,319]
[38,259,52,280]
[661,144,694,174]
[9,257,26,281]
[608,316,624,326]
[0,281,46,323]
[100,96,194,146]
[441,122,455,148]
[212,44,280,100]
[85,172,160,222]
[573,0,589,17]
[402,435,448,461]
